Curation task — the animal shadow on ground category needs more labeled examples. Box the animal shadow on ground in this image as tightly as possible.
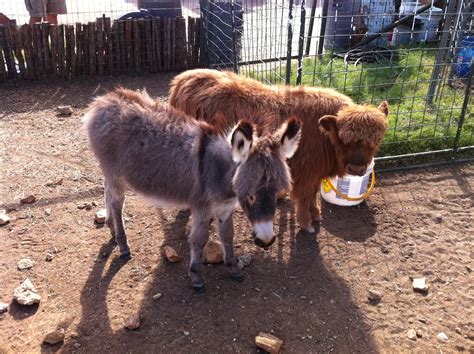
[64,199,378,352]
[321,199,377,242]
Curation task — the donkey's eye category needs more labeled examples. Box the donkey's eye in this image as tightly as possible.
[247,195,256,204]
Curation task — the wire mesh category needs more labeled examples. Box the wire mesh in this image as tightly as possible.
[0,1,200,24]
[201,0,473,162]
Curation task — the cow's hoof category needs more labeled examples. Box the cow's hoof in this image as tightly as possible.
[120,250,132,261]
[231,273,245,283]
[301,225,316,233]
[193,283,205,293]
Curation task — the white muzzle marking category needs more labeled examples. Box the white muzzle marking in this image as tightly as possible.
[253,221,274,244]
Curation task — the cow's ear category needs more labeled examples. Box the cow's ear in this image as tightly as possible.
[231,120,254,164]
[378,101,389,116]
[278,117,301,158]
[319,115,338,134]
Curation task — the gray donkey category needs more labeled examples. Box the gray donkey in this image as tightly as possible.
[83,88,301,291]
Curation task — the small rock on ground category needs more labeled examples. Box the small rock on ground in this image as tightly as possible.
[20,195,36,204]
[44,208,52,216]
[73,342,82,349]
[413,277,429,292]
[56,105,73,116]
[125,314,141,330]
[45,253,54,262]
[202,240,223,264]
[437,332,448,342]
[368,289,382,302]
[416,329,423,338]
[13,278,41,305]
[163,246,181,263]
[407,329,417,341]
[152,293,162,300]
[0,210,10,226]
[17,258,34,271]
[455,327,462,335]
[255,332,283,354]
[43,328,65,344]
[95,209,107,224]
[238,253,253,268]
[0,302,9,314]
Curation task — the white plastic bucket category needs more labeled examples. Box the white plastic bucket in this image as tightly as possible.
[320,159,375,206]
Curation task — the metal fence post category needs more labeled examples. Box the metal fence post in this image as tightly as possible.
[452,61,473,159]
[230,0,238,73]
[199,0,209,67]
[296,0,306,85]
[426,0,460,104]
[285,0,295,85]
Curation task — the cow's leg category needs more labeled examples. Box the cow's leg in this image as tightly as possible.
[309,181,322,222]
[104,178,131,259]
[188,210,210,292]
[217,211,244,282]
[295,197,315,233]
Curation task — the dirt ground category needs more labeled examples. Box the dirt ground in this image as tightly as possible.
[0,75,473,353]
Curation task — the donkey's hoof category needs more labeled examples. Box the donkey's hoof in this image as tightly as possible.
[231,273,245,283]
[193,283,205,293]
[119,250,132,261]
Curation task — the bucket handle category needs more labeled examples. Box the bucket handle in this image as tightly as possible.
[322,170,376,202]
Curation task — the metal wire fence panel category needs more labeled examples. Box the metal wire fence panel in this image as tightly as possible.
[0,1,200,24]
[200,0,473,163]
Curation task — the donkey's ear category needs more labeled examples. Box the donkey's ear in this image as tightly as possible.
[231,120,254,164]
[278,117,301,159]
[319,115,338,134]
[378,101,389,116]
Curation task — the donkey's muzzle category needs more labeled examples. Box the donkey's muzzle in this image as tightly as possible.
[253,231,276,249]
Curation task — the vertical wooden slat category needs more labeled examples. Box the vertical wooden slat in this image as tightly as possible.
[81,24,88,75]
[152,18,162,72]
[57,25,65,78]
[177,17,186,70]
[186,17,193,68]
[104,17,113,74]
[112,21,121,74]
[33,24,44,79]
[11,25,27,79]
[133,20,141,73]
[88,22,96,75]
[21,25,35,79]
[75,23,82,75]
[194,17,201,67]
[50,25,58,77]
[125,19,133,71]
[68,25,76,78]
[64,25,71,77]
[0,26,7,81]
[96,17,104,75]
[171,18,176,70]
[42,23,51,77]
[3,24,17,79]
[144,19,153,73]
[163,18,171,71]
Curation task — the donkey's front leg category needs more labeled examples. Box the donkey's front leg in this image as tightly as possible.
[188,212,210,293]
[217,212,244,283]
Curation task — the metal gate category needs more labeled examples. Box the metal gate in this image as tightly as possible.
[200,0,473,168]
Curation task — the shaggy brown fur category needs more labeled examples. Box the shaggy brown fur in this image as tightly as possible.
[169,69,388,232]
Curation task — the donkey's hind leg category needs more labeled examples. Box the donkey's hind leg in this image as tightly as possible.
[104,178,131,259]
[188,210,210,293]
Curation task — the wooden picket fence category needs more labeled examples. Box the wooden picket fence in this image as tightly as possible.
[0,16,201,81]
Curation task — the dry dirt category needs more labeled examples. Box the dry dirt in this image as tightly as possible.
[0,75,473,353]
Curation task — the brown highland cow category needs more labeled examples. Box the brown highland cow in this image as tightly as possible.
[169,69,388,233]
